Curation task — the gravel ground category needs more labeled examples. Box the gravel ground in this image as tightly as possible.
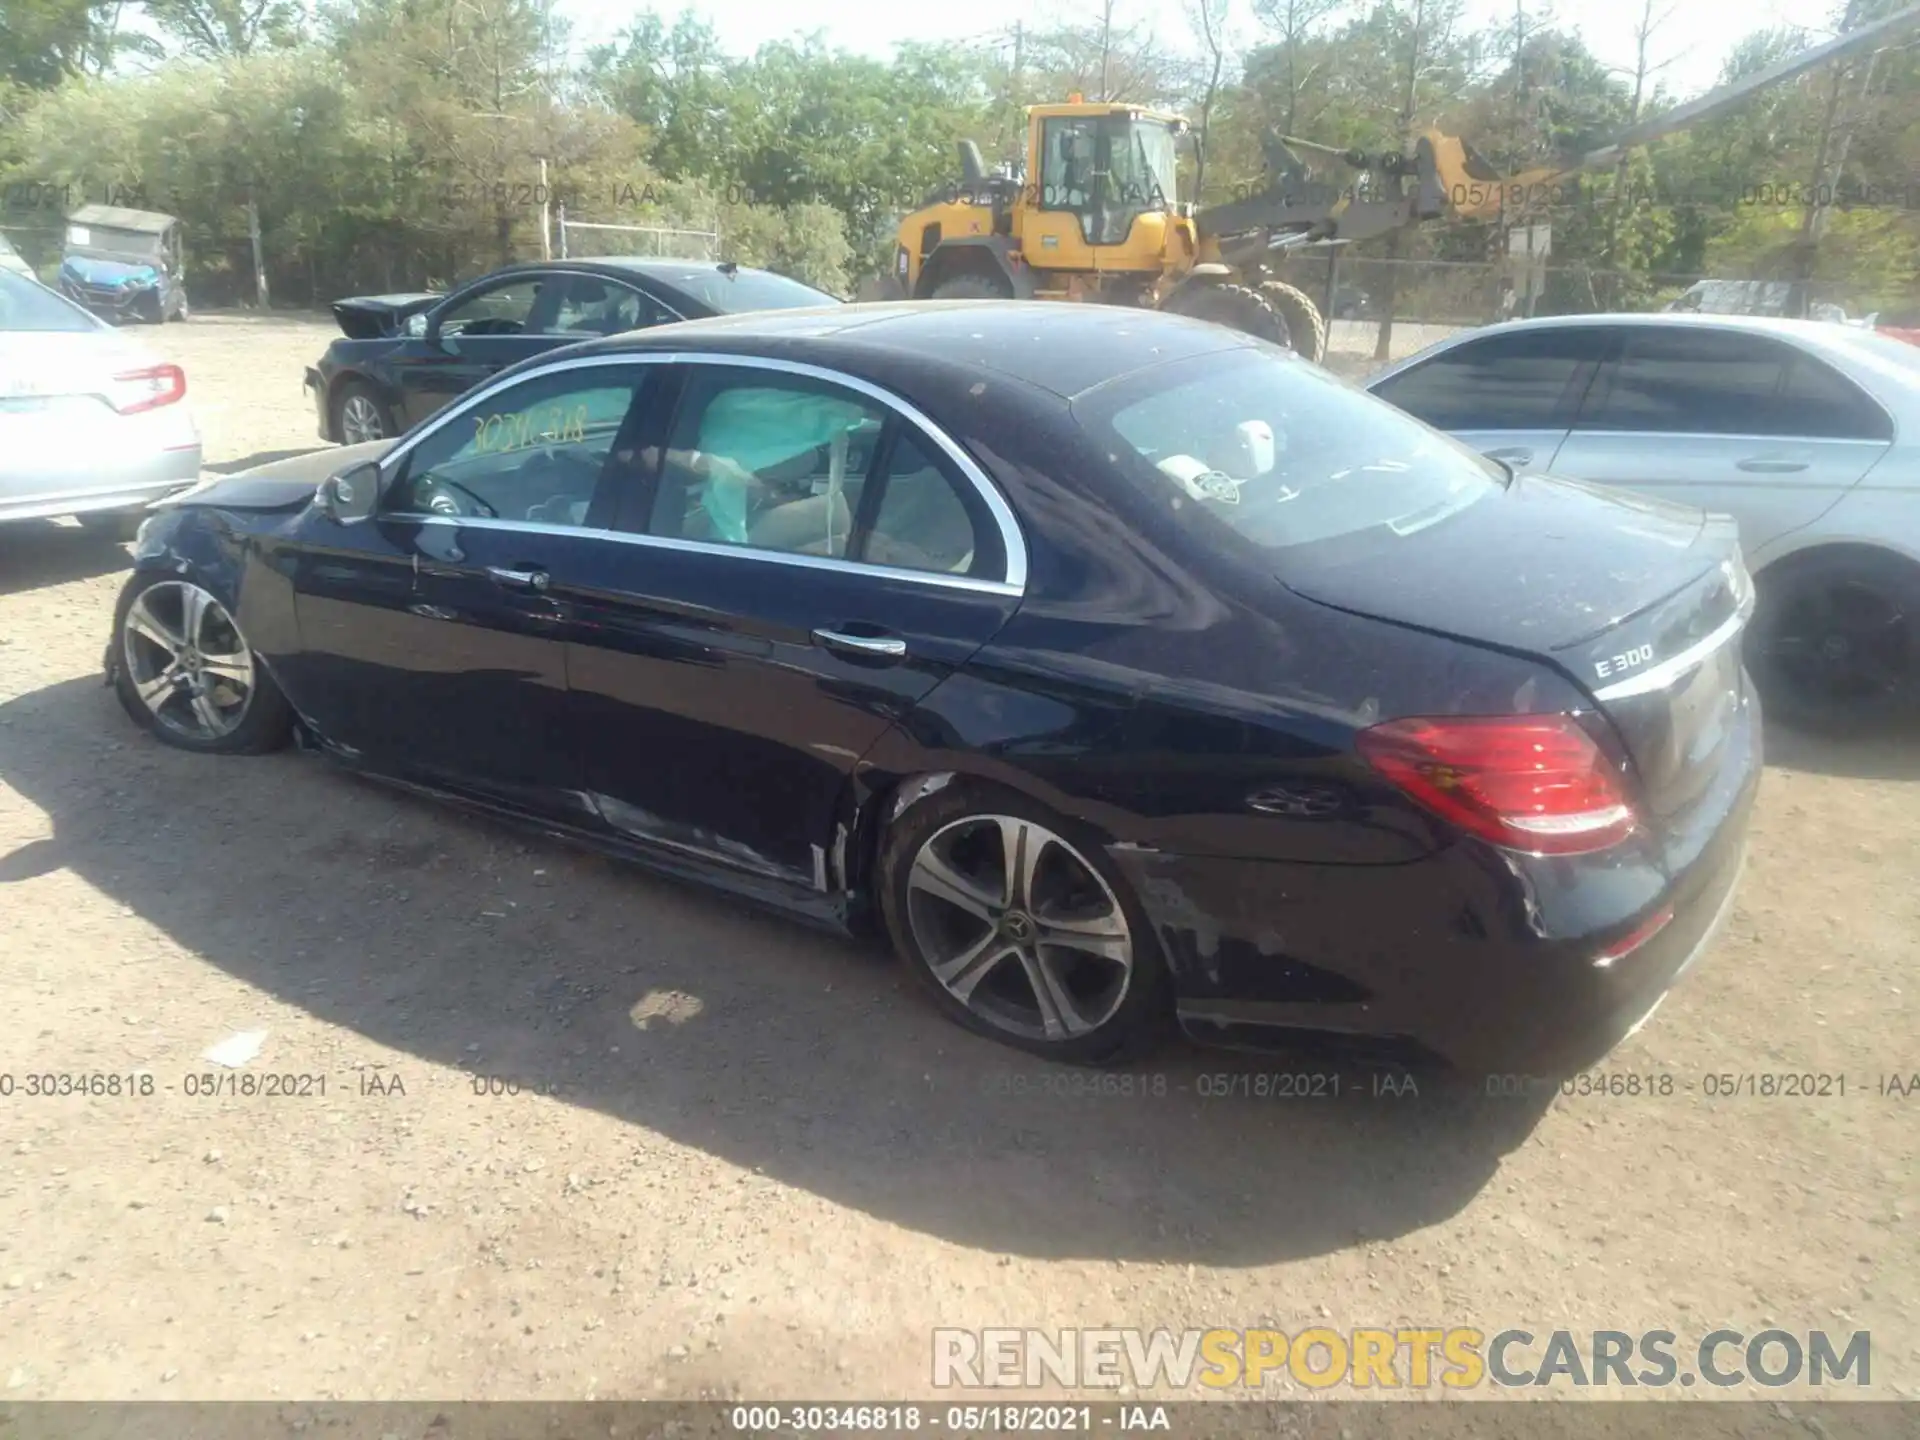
[0,312,1916,1408]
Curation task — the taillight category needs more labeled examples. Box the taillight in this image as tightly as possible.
[105,363,186,414]
[1356,714,1637,855]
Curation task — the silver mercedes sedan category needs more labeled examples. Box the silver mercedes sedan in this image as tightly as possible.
[1367,312,1920,733]
[0,268,202,536]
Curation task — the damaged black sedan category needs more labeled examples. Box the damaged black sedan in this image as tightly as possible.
[111,302,1758,1075]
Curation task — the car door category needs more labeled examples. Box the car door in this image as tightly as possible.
[283,359,659,823]
[392,273,566,429]
[1366,325,1608,475]
[565,358,1026,894]
[1546,326,1895,553]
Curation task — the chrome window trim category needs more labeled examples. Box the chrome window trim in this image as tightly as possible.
[390,514,1023,598]
[376,349,1029,591]
[1561,428,1890,447]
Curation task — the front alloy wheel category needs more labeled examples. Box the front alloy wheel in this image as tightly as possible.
[890,800,1163,1059]
[121,581,257,741]
[113,576,292,753]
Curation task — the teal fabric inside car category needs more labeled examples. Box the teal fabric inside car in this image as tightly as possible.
[696,387,871,544]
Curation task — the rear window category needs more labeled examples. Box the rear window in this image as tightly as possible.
[657,268,840,312]
[0,270,98,332]
[1078,346,1502,555]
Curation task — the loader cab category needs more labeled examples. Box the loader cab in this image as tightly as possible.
[1024,103,1185,262]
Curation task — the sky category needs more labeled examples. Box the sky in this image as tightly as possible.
[555,0,1851,101]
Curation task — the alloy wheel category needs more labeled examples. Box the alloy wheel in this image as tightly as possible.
[121,581,258,742]
[905,814,1134,1043]
[340,394,386,444]
[1762,575,1912,712]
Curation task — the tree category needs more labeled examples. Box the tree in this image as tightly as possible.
[144,0,304,58]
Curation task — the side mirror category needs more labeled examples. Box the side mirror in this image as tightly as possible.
[404,311,428,338]
[317,461,381,524]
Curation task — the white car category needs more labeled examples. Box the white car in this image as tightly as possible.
[0,234,36,283]
[1365,312,1920,731]
[0,267,202,535]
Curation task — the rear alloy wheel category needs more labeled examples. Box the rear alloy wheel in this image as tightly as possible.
[334,381,395,445]
[1162,282,1291,349]
[881,787,1168,1063]
[113,575,292,754]
[1747,551,1920,733]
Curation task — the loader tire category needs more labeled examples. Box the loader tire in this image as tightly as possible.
[929,272,1014,300]
[1161,282,1291,349]
[1259,280,1327,362]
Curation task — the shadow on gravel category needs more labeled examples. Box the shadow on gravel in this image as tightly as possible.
[1763,722,1920,783]
[0,675,1554,1267]
[0,522,131,597]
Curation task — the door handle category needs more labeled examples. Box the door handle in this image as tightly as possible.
[812,627,907,660]
[486,565,550,593]
[1736,458,1809,473]
[1483,446,1534,465]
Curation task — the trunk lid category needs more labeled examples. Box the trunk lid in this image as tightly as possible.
[1283,472,1753,829]
[331,293,441,339]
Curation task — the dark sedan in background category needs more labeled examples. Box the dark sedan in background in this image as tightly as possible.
[117,303,1757,1077]
[304,258,842,445]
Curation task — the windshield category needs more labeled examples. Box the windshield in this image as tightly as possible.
[655,267,841,312]
[0,269,99,331]
[1111,119,1178,213]
[1078,346,1502,556]
[66,224,164,261]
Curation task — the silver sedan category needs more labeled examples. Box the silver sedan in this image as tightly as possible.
[0,269,202,536]
[1367,312,1920,732]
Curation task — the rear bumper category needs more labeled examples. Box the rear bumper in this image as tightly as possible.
[0,445,203,524]
[1117,686,1763,1077]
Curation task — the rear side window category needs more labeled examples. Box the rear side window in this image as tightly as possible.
[0,270,97,332]
[1576,328,1889,439]
[1773,353,1893,441]
[1370,328,1603,430]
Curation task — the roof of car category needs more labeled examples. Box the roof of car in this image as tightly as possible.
[67,204,176,231]
[568,300,1262,399]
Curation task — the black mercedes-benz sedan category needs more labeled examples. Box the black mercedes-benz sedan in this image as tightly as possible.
[303,259,841,446]
[111,301,1759,1076]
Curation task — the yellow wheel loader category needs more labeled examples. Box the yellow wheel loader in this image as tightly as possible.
[886,3,1920,357]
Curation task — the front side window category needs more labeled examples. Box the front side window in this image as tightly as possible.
[389,366,648,526]
[1371,328,1604,430]
[435,277,549,338]
[1081,346,1501,556]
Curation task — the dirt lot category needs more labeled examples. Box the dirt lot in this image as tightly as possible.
[1,312,1917,1408]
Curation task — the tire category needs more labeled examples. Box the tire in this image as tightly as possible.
[1161,281,1291,349]
[332,379,396,446]
[111,571,293,755]
[1745,548,1920,734]
[878,780,1170,1065]
[1259,280,1327,362]
[77,509,145,542]
[928,271,1014,300]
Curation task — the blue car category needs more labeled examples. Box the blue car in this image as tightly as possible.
[58,205,190,324]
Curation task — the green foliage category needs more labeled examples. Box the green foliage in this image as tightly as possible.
[0,0,1911,310]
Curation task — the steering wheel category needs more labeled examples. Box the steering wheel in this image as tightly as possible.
[414,476,498,518]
